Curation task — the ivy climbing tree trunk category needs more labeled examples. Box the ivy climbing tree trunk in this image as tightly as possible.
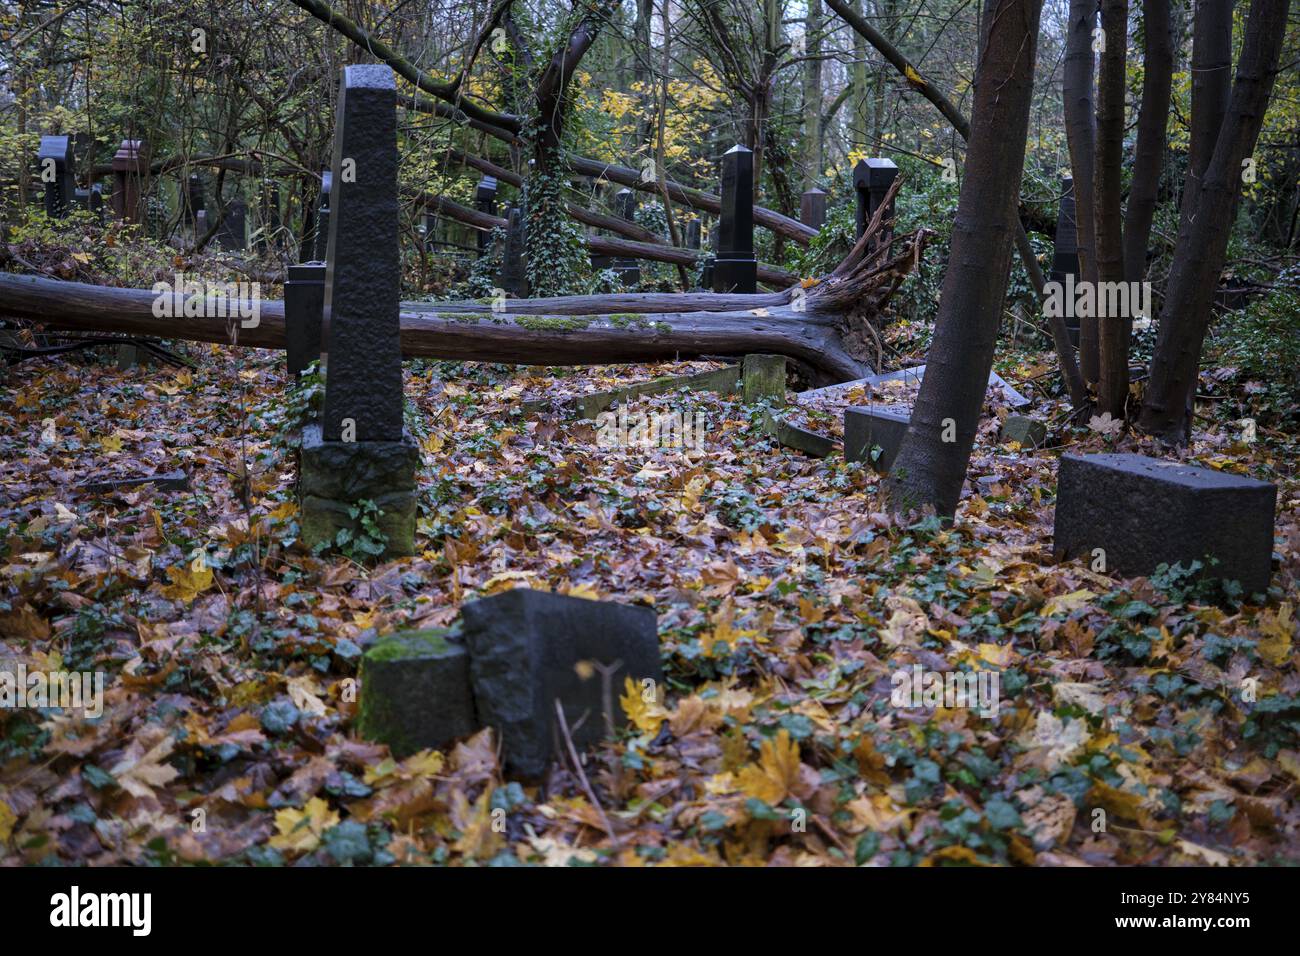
[884,0,1044,518]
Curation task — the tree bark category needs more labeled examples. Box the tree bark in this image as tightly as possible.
[884,0,1044,518]
[1094,0,1130,418]
[1123,0,1174,285]
[1063,0,1101,386]
[1179,0,1236,235]
[1139,0,1291,440]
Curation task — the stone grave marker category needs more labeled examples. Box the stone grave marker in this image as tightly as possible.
[111,139,149,224]
[499,203,528,296]
[284,262,326,378]
[800,186,827,231]
[1054,453,1276,593]
[612,188,642,286]
[462,589,662,778]
[853,158,898,242]
[844,405,910,473]
[474,176,498,256]
[356,629,477,757]
[37,135,75,218]
[216,198,248,251]
[743,354,787,405]
[713,144,757,294]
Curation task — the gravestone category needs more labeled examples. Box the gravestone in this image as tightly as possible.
[474,176,498,256]
[499,203,528,296]
[284,262,326,378]
[853,158,898,243]
[1050,176,1081,347]
[111,139,149,224]
[713,145,757,294]
[1000,413,1047,448]
[743,354,787,405]
[701,229,717,290]
[195,208,208,237]
[356,629,477,757]
[686,218,701,250]
[37,135,75,218]
[183,173,205,228]
[314,169,332,262]
[800,186,827,231]
[462,589,662,778]
[1053,453,1276,593]
[612,188,642,286]
[844,406,910,473]
[299,64,418,558]
[216,198,247,251]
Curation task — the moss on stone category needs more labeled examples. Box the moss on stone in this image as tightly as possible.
[363,627,454,663]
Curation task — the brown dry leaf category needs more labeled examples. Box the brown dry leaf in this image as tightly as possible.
[736,729,802,805]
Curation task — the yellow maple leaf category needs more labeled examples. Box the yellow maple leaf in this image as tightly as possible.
[109,735,180,799]
[160,562,214,603]
[736,729,801,805]
[620,675,667,735]
[904,64,926,88]
[270,797,338,854]
[1256,603,1293,667]
[450,789,502,859]
[99,433,123,453]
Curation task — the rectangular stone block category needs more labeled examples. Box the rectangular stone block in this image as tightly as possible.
[844,406,909,473]
[1053,453,1277,594]
[462,589,662,778]
[284,262,326,378]
[742,354,787,405]
[1000,413,1047,448]
[356,629,477,757]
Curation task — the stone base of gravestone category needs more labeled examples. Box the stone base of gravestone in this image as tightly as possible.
[1000,414,1048,449]
[844,406,910,474]
[356,628,477,757]
[298,423,419,557]
[1053,453,1276,593]
[762,411,835,458]
[743,354,787,405]
[712,256,757,294]
[462,589,661,778]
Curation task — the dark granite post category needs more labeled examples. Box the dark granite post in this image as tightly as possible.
[217,198,247,250]
[499,203,528,296]
[1050,176,1081,347]
[110,139,149,223]
[612,188,641,286]
[37,135,75,218]
[686,218,701,250]
[853,157,898,241]
[300,64,417,558]
[314,169,332,262]
[474,176,498,256]
[713,145,757,294]
[284,262,326,378]
[800,186,827,231]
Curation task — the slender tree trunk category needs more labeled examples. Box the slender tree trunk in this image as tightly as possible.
[1064,0,1100,386]
[803,0,825,187]
[1139,0,1291,440]
[1124,0,1174,284]
[1094,0,1130,418]
[1179,0,1235,234]
[852,0,870,149]
[885,0,1044,518]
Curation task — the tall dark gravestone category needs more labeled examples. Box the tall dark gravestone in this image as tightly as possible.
[713,144,757,294]
[612,188,642,286]
[183,174,205,228]
[284,262,326,378]
[37,135,75,218]
[299,65,417,558]
[474,176,498,256]
[314,170,332,262]
[853,158,898,242]
[686,218,701,250]
[217,198,248,250]
[499,203,528,296]
[111,139,149,224]
[800,186,827,231]
[1050,176,1081,347]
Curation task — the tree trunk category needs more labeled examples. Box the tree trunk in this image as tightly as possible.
[1123,0,1173,284]
[1094,0,1130,418]
[884,0,1044,517]
[1179,0,1236,235]
[1139,0,1291,440]
[803,0,825,188]
[1064,0,1101,386]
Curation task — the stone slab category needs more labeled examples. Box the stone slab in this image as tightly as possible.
[844,405,910,474]
[742,354,787,405]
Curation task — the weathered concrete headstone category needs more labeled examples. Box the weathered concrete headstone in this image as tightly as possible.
[499,203,528,296]
[355,629,478,757]
[800,186,827,231]
[284,262,326,378]
[474,176,498,256]
[216,198,247,251]
[299,64,417,558]
[612,188,642,286]
[1053,453,1276,593]
[743,354,787,405]
[1000,413,1047,448]
[462,588,662,778]
[194,208,208,237]
[1050,176,1081,347]
[713,144,757,294]
[853,158,898,243]
[37,135,75,218]
[313,169,332,262]
[111,139,149,224]
[844,405,909,474]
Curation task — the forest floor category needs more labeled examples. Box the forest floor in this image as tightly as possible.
[1,327,1298,866]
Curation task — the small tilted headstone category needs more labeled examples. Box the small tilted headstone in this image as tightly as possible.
[1000,414,1048,448]
[355,629,477,757]
[844,406,910,474]
[462,589,662,779]
[1053,453,1277,593]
